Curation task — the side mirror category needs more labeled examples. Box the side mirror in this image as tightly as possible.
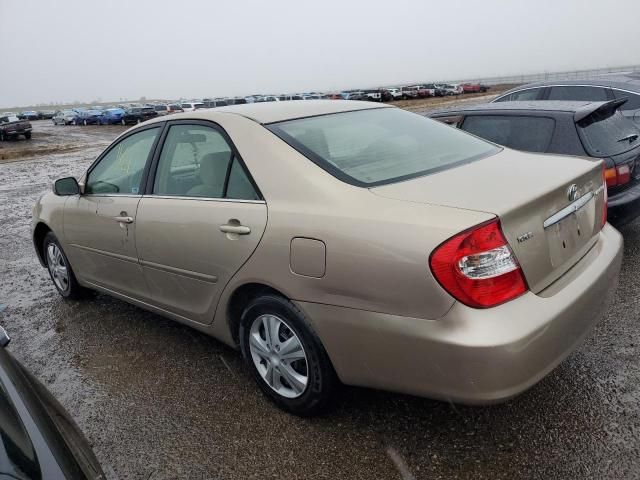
[0,326,10,348]
[53,177,80,196]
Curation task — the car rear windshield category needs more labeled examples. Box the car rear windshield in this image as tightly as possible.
[577,109,640,157]
[268,108,500,186]
[461,115,555,153]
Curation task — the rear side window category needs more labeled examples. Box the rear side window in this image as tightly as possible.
[577,110,640,157]
[548,85,609,102]
[153,124,259,200]
[461,115,555,153]
[495,88,543,102]
[268,108,499,186]
[612,89,640,110]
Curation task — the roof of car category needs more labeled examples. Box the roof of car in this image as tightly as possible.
[497,74,640,98]
[430,100,605,116]
[160,100,391,124]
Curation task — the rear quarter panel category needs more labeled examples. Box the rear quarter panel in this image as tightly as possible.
[206,113,494,345]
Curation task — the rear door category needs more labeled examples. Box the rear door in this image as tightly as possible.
[135,120,267,324]
[63,125,162,298]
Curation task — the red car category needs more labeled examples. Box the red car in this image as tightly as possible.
[461,83,490,93]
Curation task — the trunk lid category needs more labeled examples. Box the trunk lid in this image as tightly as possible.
[371,148,606,293]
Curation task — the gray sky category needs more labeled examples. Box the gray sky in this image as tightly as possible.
[1,0,639,107]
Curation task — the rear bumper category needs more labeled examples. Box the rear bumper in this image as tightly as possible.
[298,223,623,404]
[608,181,640,225]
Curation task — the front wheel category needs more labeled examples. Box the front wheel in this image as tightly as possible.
[240,294,337,416]
[43,232,86,299]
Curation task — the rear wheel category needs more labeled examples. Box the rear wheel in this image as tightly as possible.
[24,131,31,140]
[83,119,88,126]
[240,294,337,416]
[43,232,85,299]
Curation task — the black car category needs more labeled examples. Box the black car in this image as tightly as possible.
[121,107,158,125]
[492,75,640,126]
[0,114,32,141]
[429,99,640,225]
[0,326,105,479]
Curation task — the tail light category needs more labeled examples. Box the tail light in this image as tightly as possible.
[601,163,608,228]
[604,164,631,187]
[429,220,528,309]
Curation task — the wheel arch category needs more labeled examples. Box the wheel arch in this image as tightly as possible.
[33,221,52,267]
[226,282,288,346]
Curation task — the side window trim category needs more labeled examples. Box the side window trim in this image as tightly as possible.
[84,122,165,196]
[143,119,264,201]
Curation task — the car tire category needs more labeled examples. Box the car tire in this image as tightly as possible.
[136,118,142,124]
[24,131,31,140]
[121,119,126,125]
[0,131,4,142]
[239,294,338,416]
[42,232,86,299]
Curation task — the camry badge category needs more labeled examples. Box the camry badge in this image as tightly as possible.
[567,184,579,202]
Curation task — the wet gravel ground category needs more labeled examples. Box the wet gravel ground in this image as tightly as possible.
[1,120,640,479]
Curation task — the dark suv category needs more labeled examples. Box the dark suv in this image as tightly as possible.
[121,107,158,125]
[429,99,640,225]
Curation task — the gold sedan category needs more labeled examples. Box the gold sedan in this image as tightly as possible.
[33,101,622,415]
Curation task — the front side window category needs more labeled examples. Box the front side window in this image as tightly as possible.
[86,127,160,194]
[495,88,543,102]
[268,108,499,186]
[548,85,609,102]
[461,115,555,153]
[153,124,259,200]
[612,89,640,110]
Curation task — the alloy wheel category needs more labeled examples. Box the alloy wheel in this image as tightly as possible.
[46,243,69,292]
[249,314,309,398]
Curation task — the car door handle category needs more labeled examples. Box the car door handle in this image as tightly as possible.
[114,215,134,224]
[219,224,251,235]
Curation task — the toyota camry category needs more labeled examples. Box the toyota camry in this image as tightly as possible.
[32,101,622,415]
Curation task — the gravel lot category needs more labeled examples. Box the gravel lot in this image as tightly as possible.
[1,120,640,479]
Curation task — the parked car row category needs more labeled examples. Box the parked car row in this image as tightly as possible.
[13,110,56,120]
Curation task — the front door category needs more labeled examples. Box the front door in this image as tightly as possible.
[135,121,267,324]
[63,125,162,299]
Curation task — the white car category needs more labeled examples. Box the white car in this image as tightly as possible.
[384,88,403,100]
[181,102,205,112]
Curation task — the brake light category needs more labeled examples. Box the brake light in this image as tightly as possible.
[601,163,608,228]
[429,220,528,308]
[605,164,632,187]
[616,164,631,185]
